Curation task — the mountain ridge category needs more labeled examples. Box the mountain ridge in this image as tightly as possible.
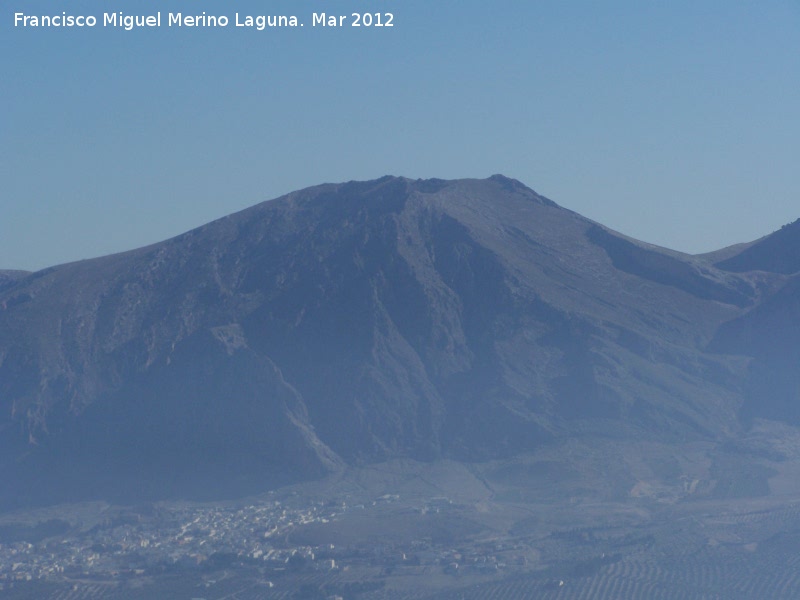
[0,175,797,508]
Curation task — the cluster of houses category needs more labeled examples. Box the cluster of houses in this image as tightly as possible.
[0,492,540,589]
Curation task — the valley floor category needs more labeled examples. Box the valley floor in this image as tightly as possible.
[4,432,800,600]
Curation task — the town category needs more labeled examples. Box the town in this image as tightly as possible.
[0,491,551,598]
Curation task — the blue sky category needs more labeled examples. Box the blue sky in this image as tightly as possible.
[2,1,798,271]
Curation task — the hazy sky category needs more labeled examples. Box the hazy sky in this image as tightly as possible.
[2,0,798,271]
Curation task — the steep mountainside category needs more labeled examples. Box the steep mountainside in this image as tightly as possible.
[0,176,785,507]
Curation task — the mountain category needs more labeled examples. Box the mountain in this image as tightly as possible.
[710,221,800,426]
[713,218,800,275]
[0,270,30,294]
[0,176,793,508]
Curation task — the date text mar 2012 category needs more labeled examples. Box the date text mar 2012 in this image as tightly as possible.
[312,13,394,27]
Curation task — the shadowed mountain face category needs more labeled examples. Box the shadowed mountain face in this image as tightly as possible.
[711,274,800,425]
[709,220,800,426]
[0,176,794,507]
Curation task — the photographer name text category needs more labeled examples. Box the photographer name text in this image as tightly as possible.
[13,11,394,31]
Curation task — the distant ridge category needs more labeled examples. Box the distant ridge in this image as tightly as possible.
[715,219,800,274]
